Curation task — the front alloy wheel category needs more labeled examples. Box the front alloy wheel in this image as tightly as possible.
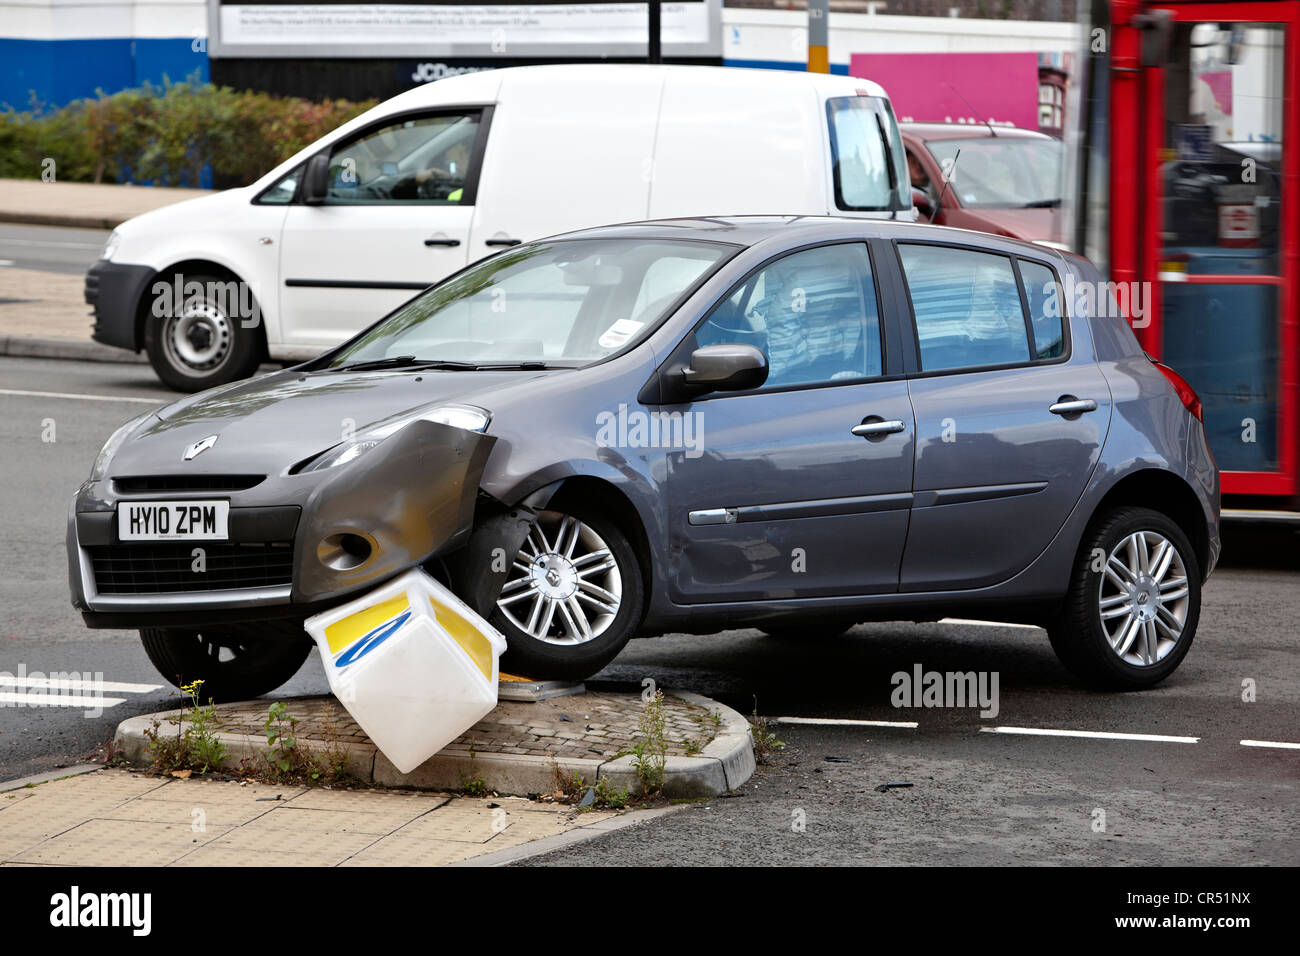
[1050,506,1201,689]
[491,507,643,680]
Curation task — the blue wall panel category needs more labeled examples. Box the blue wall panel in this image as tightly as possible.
[0,38,208,110]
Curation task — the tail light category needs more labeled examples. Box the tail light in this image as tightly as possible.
[1155,361,1204,423]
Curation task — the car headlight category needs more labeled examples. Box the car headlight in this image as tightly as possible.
[89,411,154,481]
[100,230,122,262]
[300,404,491,474]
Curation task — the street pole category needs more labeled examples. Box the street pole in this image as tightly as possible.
[648,0,662,63]
[808,0,829,72]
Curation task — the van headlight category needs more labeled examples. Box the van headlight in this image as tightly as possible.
[100,230,122,262]
[300,404,491,473]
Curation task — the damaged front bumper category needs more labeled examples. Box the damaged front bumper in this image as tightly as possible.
[67,420,497,629]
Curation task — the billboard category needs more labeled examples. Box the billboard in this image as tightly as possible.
[207,1,722,59]
[849,52,1040,130]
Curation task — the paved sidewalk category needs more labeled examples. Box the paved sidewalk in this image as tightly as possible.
[0,768,662,867]
[116,689,757,799]
[0,178,208,230]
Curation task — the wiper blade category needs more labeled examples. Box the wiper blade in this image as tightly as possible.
[1022,198,1062,208]
[328,356,480,372]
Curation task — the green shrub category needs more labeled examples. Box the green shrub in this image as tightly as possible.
[0,78,375,188]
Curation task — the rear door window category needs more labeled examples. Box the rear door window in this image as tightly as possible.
[898,244,1031,371]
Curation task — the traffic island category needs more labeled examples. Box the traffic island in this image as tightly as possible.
[113,687,755,799]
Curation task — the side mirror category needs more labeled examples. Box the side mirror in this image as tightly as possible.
[681,344,768,395]
[301,154,331,205]
[912,187,935,219]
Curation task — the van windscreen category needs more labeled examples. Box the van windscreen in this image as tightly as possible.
[827,96,910,213]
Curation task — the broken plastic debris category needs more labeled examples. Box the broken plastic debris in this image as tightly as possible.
[305,567,507,774]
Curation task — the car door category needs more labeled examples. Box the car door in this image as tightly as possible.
[663,241,915,604]
[278,108,490,349]
[892,241,1112,591]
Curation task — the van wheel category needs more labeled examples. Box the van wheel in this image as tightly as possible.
[491,507,644,681]
[140,627,311,703]
[144,270,263,392]
[1049,506,1201,689]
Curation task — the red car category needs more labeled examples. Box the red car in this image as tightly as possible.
[901,123,1066,247]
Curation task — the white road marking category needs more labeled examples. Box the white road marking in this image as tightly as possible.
[0,388,161,405]
[0,676,161,694]
[980,726,1199,743]
[939,618,1042,630]
[0,259,14,267]
[1240,739,1300,750]
[0,692,126,708]
[772,716,919,729]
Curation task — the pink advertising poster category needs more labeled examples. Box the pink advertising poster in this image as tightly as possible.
[849,52,1041,130]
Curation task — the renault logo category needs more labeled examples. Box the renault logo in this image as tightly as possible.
[183,435,218,461]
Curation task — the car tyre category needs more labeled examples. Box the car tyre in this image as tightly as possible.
[140,626,311,702]
[143,270,263,392]
[490,505,644,681]
[1049,506,1201,689]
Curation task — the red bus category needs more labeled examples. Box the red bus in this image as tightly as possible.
[1074,0,1297,519]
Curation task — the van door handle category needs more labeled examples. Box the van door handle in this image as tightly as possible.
[485,238,521,247]
[1049,397,1098,416]
[851,418,906,439]
[424,237,460,247]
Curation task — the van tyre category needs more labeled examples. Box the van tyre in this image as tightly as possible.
[144,270,263,392]
[1049,506,1201,689]
[140,627,311,702]
[491,506,644,681]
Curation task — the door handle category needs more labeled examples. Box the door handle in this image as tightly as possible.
[424,237,461,247]
[485,237,521,247]
[851,419,906,439]
[1048,397,1098,416]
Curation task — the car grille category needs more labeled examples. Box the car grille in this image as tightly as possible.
[113,475,265,493]
[87,541,294,594]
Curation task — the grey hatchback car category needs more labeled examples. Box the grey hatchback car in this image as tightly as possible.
[67,217,1219,699]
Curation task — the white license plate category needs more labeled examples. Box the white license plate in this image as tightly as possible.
[118,500,230,541]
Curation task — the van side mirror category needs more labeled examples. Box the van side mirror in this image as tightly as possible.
[302,154,331,205]
[912,187,935,219]
[681,344,768,396]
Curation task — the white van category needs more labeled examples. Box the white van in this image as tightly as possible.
[86,64,912,390]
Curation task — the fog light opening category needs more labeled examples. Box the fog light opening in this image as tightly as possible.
[317,532,374,572]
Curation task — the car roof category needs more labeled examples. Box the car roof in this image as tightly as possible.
[380,63,889,112]
[542,215,1067,262]
[900,122,1052,142]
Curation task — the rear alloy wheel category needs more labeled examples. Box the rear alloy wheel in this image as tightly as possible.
[491,507,644,680]
[1049,506,1201,689]
[140,626,311,703]
[143,271,263,392]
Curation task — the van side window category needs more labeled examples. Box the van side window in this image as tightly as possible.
[1018,259,1066,359]
[325,113,481,204]
[697,243,883,389]
[898,244,1031,372]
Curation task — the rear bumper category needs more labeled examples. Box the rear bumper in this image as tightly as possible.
[85,260,153,351]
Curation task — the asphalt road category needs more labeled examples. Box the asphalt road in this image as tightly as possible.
[1,355,1297,865]
[0,224,109,276]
